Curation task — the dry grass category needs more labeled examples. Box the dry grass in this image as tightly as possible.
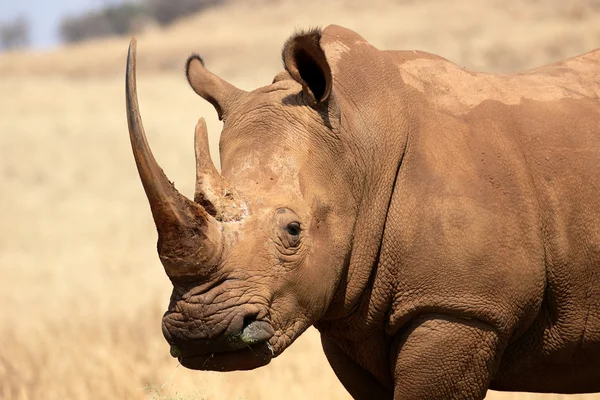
[1,0,599,399]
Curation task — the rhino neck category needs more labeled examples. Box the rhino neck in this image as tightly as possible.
[319,25,418,321]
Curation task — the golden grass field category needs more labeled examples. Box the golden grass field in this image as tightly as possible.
[1,0,600,399]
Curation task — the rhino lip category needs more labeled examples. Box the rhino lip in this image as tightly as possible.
[173,321,275,371]
[167,320,275,363]
[178,340,274,371]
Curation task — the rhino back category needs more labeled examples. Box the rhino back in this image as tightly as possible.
[318,26,600,392]
[382,49,600,391]
[491,95,600,392]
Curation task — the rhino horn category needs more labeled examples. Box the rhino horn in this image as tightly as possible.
[193,118,248,222]
[126,38,223,277]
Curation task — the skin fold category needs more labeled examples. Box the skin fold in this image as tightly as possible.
[126,24,600,399]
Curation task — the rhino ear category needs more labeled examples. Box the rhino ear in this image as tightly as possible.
[185,55,246,120]
[282,28,332,106]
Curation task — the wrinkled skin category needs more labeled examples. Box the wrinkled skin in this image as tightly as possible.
[126,25,600,399]
[162,89,358,370]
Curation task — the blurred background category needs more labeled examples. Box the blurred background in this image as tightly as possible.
[1,0,600,399]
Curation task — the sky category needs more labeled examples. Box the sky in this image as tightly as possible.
[0,0,124,49]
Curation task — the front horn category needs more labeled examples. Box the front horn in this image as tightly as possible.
[126,37,222,277]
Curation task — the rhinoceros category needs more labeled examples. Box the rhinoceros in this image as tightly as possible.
[125,25,600,399]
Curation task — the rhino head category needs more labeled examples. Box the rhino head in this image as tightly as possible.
[126,29,362,371]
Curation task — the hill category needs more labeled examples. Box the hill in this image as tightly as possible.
[2,0,600,79]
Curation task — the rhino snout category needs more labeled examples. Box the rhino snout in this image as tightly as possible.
[161,307,274,370]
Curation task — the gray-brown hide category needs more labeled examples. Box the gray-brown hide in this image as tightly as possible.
[126,25,600,399]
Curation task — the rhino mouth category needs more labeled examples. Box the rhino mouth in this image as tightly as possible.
[178,340,274,371]
[164,319,275,371]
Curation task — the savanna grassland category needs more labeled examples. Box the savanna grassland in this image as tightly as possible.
[1,0,600,399]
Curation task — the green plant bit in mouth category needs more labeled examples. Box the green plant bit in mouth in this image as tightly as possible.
[170,345,182,358]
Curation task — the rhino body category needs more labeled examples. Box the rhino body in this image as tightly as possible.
[126,25,600,399]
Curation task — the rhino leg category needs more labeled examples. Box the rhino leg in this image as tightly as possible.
[392,314,503,400]
[321,335,392,400]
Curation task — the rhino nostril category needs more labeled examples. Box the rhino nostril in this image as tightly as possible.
[242,316,255,331]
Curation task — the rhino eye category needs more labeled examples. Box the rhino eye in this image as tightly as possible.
[286,222,301,237]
